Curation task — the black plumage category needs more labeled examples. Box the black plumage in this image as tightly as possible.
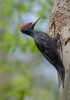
[20,17,65,87]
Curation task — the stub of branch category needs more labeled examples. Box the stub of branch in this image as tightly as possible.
[50,12,68,37]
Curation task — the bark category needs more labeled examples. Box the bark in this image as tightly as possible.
[49,0,70,100]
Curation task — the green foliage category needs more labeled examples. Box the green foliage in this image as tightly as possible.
[0,0,59,100]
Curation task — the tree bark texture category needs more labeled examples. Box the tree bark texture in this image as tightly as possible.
[50,0,70,100]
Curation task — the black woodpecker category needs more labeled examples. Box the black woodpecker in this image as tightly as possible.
[20,17,65,87]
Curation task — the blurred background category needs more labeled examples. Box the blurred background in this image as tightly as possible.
[0,0,59,100]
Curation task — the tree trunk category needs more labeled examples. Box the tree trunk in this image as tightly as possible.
[50,0,70,100]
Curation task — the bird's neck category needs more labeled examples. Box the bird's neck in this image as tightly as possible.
[26,29,37,37]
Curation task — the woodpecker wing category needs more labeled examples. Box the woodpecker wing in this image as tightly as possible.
[42,34,64,68]
[35,33,64,69]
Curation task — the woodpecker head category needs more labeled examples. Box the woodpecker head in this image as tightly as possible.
[20,17,41,34]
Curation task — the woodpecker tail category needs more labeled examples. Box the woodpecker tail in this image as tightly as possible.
[56,66,65,88]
